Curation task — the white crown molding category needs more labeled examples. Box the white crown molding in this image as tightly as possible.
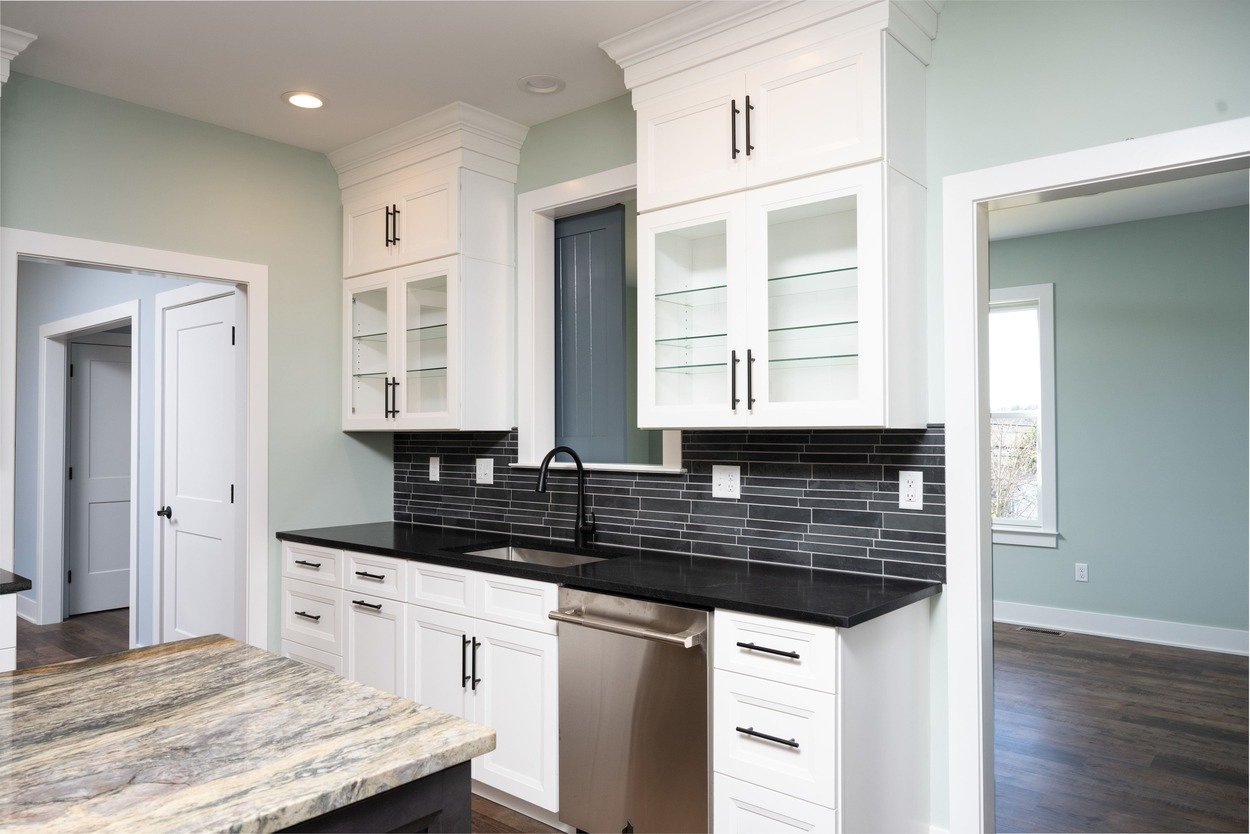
[600,1,789,70]
[0,26,37,89]
[328,101,529,185]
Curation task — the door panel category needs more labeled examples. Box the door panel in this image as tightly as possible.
[409,605,474,717]
[395,168,458,265]
[344,592,407,697]
[396,259,458,428]
[343,273,396,430]
[344,192,398,278]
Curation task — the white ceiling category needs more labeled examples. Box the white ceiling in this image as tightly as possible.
[989,169,1249,241]
[0,1,690,153]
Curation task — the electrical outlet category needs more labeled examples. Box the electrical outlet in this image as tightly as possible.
[1075,563,1088,582]
[899,470,923,510]
[428,456,440,482]
[475,458,494,485]
[712,465,741,499]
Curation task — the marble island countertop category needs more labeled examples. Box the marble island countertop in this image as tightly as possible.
[0,635,495,833]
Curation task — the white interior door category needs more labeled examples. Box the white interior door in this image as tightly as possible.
[66,341,131,615]
[159,290,242,642]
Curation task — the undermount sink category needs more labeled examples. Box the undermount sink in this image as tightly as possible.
[464,546,608,568]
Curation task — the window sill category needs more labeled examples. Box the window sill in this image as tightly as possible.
[993,526,1058,548]
[509,461,687,475]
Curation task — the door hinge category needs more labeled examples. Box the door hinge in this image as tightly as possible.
[67,466,73,480]
[231,326,236,346]
[67,570,72,584]
[230,483,235,504]
[69,363,74,378]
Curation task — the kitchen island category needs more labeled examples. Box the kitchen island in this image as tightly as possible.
[0,635,495,832]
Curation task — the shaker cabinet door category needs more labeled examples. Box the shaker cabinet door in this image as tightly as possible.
[409,605,475,719]
[344,592,408,697]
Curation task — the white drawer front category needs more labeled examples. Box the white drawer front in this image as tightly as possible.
[281,578,343,656]
[281,542,342,588]
[408,561,476,616]
[344,551,406,602]
[714,670,837,808]
[714,609,838,693]
[714,773,837,833]
[475,573,558,634]
[282,639,344,675]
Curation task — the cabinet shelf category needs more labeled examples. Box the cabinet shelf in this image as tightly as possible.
[352,371,389,379]
[406,323,448,340]
[407,366,448,376]
[656,361,728,374]
[770,320,856,335]
[352,331,388,343]
[768,268,858,298]
[655,332,728,346]
[655,284,728,305]
[769,354,858,367]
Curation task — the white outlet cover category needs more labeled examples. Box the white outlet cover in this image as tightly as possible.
[475,458,494,485]
[1076,563,1089,582]
[899,470,923,510]
[712,465,741,499]
[429,456,440,482]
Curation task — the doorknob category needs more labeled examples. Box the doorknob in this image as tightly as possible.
[156,506,172,518]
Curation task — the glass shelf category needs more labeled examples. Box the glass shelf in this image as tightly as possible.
[407,323,447,341]
[768,268,858,298]
[769,320,856,335]
[655,332,728,346]
[407,366,448,376]
[655,284,728,305]
[352,371,388,379]
[353,331,388,342]
[655,361,728,374]
[769,354,858,367]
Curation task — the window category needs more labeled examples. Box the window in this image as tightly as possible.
[989,284,1057,547]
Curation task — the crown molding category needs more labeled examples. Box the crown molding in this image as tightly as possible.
[600,1,788,70]
[328,101,529,183]
[0,26,37,89]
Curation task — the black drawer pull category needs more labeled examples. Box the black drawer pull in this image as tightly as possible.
[351,599,383,610]
[354,570,385,581]
[736,641,800,659]
[462,635,471,689]
[294,610,321,622]
[293,559,321,569]
[736,726,799,749]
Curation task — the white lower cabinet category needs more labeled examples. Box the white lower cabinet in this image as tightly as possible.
[409,605,475,718]
[281,639,343,675]
[713,773,837,833]
[344,591,408,697]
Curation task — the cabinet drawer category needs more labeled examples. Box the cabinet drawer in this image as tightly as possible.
[282,542,342,588]
[408,561,476,616]
[344,551,406,601]
[282,639,344,676]
[714,670,837,808]
[713,773,837,833]
[475,573,558,634]
[714,609,838,693]
[281,579,343,656]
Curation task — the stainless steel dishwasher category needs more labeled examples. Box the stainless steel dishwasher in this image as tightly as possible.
[550,587,710,834]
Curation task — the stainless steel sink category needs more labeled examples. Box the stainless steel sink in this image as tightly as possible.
[464,546,607,568]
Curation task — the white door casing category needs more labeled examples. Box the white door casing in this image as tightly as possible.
[66,341,132,615]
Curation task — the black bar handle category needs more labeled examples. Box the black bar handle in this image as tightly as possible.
[747,349,756,409]
[462,635,471,689]
[736,726,799,748]
[731,350,740,410]
[745,95,755,156]
[293,559,322,569]
[294,610,321,622]
[156,505,172,519]
[354,570,385,581]
[391,204,400,244]
[737,641,800,659]
[351,599,383,611]
[731,99,740,159]
[386,376,399,418]
[471,637,481,690]
[385,205,393,247]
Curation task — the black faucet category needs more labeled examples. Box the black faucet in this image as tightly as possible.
[535,445,596,549]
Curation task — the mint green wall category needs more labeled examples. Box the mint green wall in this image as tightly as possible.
[991,207,1249,629]
[1,74,393,649]
[516,95,636,194]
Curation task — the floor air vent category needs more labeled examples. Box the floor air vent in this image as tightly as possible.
[1016,626,1066,636]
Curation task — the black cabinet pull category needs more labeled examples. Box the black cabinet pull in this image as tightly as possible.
[294,610,321,622]
[156,505,172,519]
[382,377,390,418]
[385,205,393,247]
[351,599,383,611]
[471,637,481,690]
[391,376,399,417]
[461,635,471,689]
[730,350,740,410]
[294,559,322,569]
[746,349,756,409]
[730,99,740,159]
[736,641,800,659]
[745,95,755,156]
[736,726,799,748]
[354,570,385,581]
[391,204,400,244]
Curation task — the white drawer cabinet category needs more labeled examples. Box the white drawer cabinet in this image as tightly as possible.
[408,560,476,616]
[344,551,406,602]
[344,591,408,697]
[282,542,342,588]
[714,609,838,693]
[281,639,344,675]
[281,577,343,656]
[714,773,837,833]
[476,572,559,635]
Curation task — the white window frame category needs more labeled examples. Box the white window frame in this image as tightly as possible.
[989,283,1057,547]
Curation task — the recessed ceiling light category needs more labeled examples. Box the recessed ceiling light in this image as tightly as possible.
[282,91,324,109]
[518,75,566,95]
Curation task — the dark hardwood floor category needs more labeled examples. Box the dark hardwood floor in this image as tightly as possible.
[471,797,558,833]
[16,607,130,669]
[995,622,1249,833]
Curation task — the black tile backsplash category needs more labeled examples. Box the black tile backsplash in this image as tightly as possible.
[394,427,946,583]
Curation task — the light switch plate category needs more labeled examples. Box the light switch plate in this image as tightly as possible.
[899,470,923,510]
[475,458,494,485]
[712,465,741,499]
[429,456,440,482]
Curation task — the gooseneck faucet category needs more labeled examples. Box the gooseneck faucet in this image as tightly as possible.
[535,445,596,549]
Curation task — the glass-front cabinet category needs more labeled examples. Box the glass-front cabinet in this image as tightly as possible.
[346,275,394,425]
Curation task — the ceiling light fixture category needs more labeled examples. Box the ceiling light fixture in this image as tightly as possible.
[518,75,566,95]
[282,91,324,109]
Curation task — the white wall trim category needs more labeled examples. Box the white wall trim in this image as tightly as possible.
[1,227,270,649]
[994,601,1249,656]
[15,592,36,623]
[515,163,682,471]
[0,26,36,89]
[943,116,1250,833]
[991,526,1057,548]
[35,301,140,649]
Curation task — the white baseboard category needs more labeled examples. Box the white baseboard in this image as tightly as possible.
[994,600,1249,655]
[16,593,37,624]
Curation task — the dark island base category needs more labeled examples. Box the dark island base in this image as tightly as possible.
[281,762,470,833]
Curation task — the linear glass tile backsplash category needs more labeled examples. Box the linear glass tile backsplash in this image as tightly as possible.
[394,427,945,582]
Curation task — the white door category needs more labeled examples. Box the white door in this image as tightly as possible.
[344,592,408,696]
[66,341,131,615]
[744,29,883,189]
[472,619,559,812]
[635,74,749,211]
[159,291,242,641]
[409,605,475,717]
[396,259,458,429]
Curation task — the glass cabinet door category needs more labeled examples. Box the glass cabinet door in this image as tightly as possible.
[397,260,456,425]
[347,279,393,422]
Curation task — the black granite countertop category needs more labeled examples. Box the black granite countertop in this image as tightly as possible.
[0,569,31,596]
[276,522,941,628]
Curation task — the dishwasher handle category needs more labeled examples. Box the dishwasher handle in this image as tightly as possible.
[548,608,706,648]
